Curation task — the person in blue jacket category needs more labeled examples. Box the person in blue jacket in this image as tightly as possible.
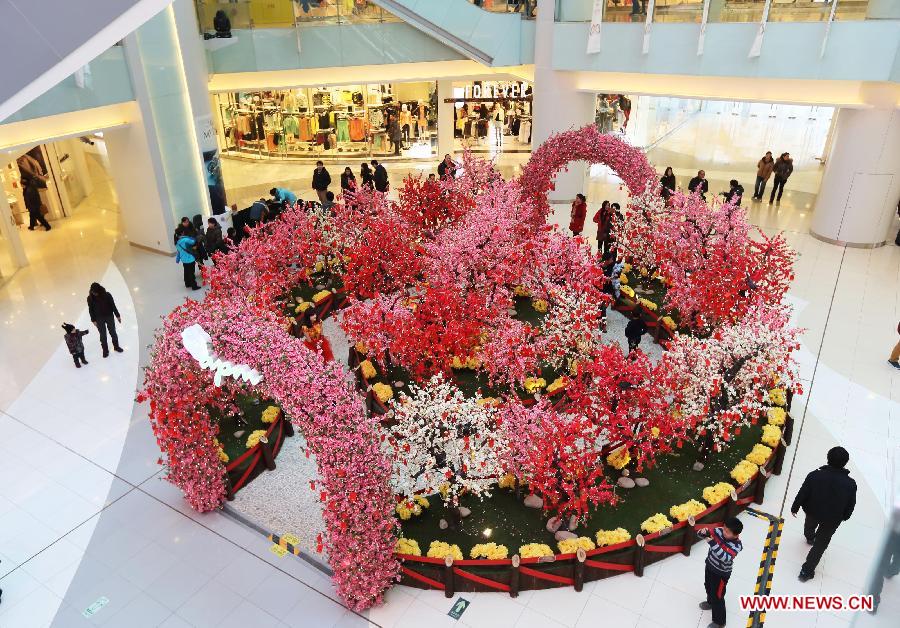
[270,187,297,207]
[175,234,201,291]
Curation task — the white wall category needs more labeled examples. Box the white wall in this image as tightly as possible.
[105,120,175,254]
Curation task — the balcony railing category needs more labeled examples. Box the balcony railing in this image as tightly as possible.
[562,0,871,24]
[196,0,401,33]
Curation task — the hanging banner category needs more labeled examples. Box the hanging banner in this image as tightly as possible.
[195,114,227,215]
[586,0,605,54]
[820,0,839,58]
[697,0,711,56]
[748,0,772,59]
[642,0,656,55]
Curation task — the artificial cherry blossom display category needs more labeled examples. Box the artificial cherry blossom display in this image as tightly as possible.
[141,125,800,608]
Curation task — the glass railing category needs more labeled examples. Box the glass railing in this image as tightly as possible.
[195,0,401,33]
[598,0,871,23]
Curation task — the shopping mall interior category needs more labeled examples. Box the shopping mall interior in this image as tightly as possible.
[0,1,898,627]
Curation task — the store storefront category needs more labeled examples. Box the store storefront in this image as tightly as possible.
[451,80,532,153]
[212,81,438,162]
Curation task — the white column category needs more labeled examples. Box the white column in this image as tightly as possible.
[810,107,900,247]
[438,80,455,158]
[532,0,595,203]
[66,138,95,197]
[0,192,28,269]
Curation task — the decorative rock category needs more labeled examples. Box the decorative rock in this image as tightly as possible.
[524,494,544,509]
[439,519,448,530]
[458,506,471,518]
[507,308,517,315]
[621,469,630,477]
[546,516,562,533]
[555,530,578,542]
[617,477,636,489]
[692,462,705,472]
[393,381,405,388]
[315,284,326,290]
[635,478,650,488]
[234,430,246,438]
[568,515,579,531]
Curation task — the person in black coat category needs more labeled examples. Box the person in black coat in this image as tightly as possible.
[340,167,357,194]
[312,161,331,205]
[688,170,709,200]
[87,282,123,357]
[791,446,857,582]
[660,167,676,202]
[438,154,458,180]
[721,179,744,207]
[360,162,374,189]
[24,179,51,231]
[213,9,231,37]
[371,159,389,193]
[624,318,648,353]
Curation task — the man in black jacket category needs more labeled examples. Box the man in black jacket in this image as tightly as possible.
[688,170,708,200]
[371,159,389,193]
[87,282,123,358]
[312,161,331,205]
[791,446,857,582]
[24,179,51,231]
[437,154,457,180]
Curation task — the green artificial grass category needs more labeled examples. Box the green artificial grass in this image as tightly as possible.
[399,421,762,555]
[211,395,279,470]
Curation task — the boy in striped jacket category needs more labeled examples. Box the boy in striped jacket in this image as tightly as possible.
[697,517,744,628]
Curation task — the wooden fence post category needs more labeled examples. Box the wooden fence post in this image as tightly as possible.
[260,435,276,471]
[574,549,586,592]
[224,473,235,501]
[786,388,794,411]
[282,414,294,438]
[753,468,769,505]
[783,414,794,447]
[444,556,455,599]
[772,437,786,475]
[725,490,740,520]
[633,535,646,577]
[682,516,697,556]
[509,555,520,598]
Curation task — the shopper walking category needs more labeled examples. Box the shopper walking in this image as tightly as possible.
[388,116,402,156]
[175,233,201,291]
[888,319,900,369]
[87,282,123,357]
[688,170,709,200]
[660,167,676,201]
[24,179,51,231]
[340,167,357,193]
[438,154,458,180]
[371,159,389,193]
[791,446,857,582]
[769,152,794,204]
[312,161,332,205]
[62,323,89,368]
[753,151,775,200]
[697,517,744,628]
[360,162,374,189]
[569,193,588,236]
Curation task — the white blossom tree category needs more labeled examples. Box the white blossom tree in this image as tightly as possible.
[385,374,504,528]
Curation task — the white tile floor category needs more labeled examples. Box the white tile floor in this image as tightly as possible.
[0,114,898,628]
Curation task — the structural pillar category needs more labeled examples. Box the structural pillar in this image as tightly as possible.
[532,0,595,203]
[437,80,455,159]
[810,106,900,248]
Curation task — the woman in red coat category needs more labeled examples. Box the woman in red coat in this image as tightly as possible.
[302,321,334,362]
[592,200,613,256]
[569,194,588,236]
